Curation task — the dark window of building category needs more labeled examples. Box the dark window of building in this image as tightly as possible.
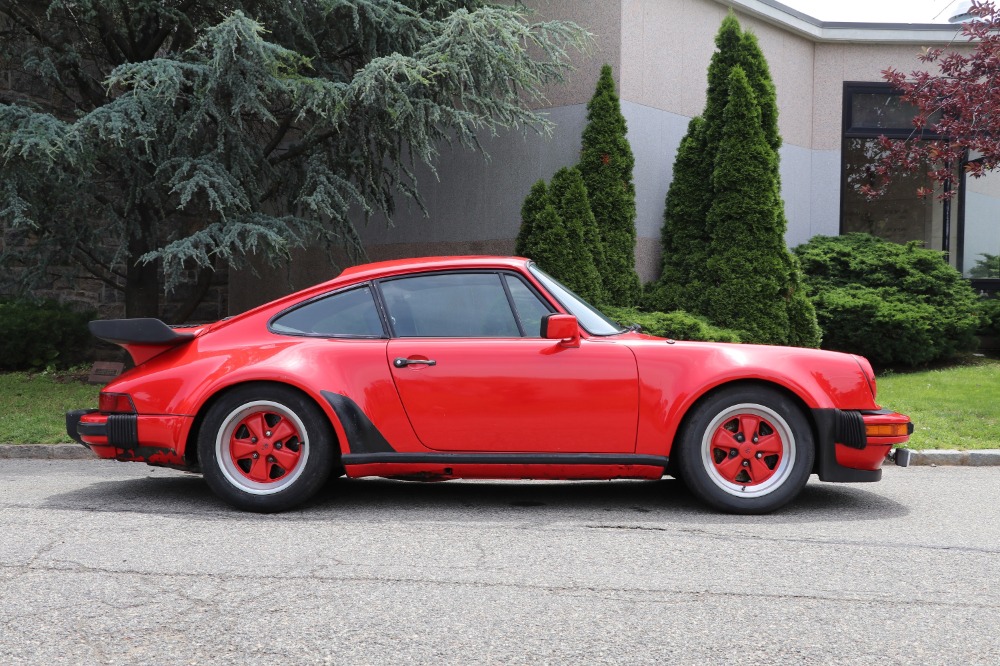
[842,82,1000,281]
[841,82,953,262]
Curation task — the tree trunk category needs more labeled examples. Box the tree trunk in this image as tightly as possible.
[124,226,161,319]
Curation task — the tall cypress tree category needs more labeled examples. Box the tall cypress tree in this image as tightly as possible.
[578,64,641,306]
[702,67,789,343]
[526,203,571,276]
[549,167,607,304]
[515,179,549,257]
[739,30,821,347]
[702,14,745,160]
[656,13,820,346]
[651,116,712,313]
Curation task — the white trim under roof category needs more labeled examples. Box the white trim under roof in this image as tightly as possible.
[718,0,971,43]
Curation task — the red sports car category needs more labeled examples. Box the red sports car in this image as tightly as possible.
[67,256,912,514]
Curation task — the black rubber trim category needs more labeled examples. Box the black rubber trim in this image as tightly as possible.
[65,409,97,448]
[812,409,882,483]
[321,391,396,454]
[859,409,895,415]
[89,319,195,345]
[74,413,139,450]
[77,420,105,438]
[107,414,139,448]
[835,410,867,450]
[342,453,670,467]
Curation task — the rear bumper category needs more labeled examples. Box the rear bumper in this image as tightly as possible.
[65,409,193,468]
[812,408,912,483]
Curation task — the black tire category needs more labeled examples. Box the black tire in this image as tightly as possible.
[676,386,814,514]
[198,385,336,512]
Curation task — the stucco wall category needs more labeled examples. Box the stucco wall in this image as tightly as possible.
[229,0,990,313]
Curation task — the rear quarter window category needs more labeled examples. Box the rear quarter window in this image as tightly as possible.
[270,286,385,337]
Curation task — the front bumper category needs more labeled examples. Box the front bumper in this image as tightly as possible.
[812,408,912,482]
[66,409,192,468]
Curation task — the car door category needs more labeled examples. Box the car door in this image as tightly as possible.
[380,271,639,453]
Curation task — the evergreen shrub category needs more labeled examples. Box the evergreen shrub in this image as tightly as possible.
[0,300,93,370]
[602,306,744,343]
[794,233,981,366]
[977,295,1000,338]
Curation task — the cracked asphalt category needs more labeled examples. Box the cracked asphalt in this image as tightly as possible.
[1,460,998,665]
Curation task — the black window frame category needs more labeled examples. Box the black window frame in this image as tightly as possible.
[842,81,943,141]
[267,282,390,340]
[840,81,964,266]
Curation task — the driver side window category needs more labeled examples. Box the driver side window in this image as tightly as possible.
[380,273,522,337]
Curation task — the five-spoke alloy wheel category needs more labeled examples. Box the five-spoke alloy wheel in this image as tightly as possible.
[677,386,814,514]
[199,385,336,512]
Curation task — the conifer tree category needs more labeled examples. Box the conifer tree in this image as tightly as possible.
[578,64,640,306]
[651,116,711,312]
[656,13,819,346]
[549,167,604,304]
[702,67,789,342]
[526,204,586,296]
[738,30,820,346]
[0,1,587,319]
[515,180,549,257]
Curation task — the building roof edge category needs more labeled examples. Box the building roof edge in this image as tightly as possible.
[717,0,970,44]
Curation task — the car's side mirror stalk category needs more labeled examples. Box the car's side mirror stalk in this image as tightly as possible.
[541,314,581,348]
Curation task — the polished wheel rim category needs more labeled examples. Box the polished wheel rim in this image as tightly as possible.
[216,401,309,495]
[701,403,794,498]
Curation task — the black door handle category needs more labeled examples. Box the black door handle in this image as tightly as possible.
[393,357,437,368]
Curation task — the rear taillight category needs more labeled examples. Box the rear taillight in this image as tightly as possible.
[99,392,136,414]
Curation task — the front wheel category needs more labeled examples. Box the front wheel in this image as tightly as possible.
[198,385,336,512]
[676,386,814,514]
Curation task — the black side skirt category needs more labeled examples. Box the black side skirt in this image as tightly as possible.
[341,453,670,467]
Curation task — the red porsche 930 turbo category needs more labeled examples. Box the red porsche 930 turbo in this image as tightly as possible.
[67,256,912,514]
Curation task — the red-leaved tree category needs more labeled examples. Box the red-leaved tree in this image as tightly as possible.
[872,0,1000,198]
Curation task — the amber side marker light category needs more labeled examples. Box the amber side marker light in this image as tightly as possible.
[99,392,136,414]
[866,423,909,437]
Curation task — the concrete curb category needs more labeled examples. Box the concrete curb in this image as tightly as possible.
[907,449,1000,466]
[1,444,999,465]
[0,444,97,460]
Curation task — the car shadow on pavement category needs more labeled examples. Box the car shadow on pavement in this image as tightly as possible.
[44,471,909,524]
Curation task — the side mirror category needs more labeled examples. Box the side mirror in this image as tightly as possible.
[541,314,580,347]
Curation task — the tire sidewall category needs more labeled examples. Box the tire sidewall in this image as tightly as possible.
[198,385,336,512]
[677,386,814,514]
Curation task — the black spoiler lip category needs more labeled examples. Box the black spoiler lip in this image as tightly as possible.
[89,318,197,346]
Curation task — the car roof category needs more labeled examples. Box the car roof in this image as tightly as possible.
[335,255,530,283]
[219,256,534,327]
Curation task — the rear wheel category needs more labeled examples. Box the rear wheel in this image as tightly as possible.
[199,385,336,512]
[676,386,814,514]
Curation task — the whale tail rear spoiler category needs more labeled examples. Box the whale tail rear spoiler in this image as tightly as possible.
[89,318,201,366]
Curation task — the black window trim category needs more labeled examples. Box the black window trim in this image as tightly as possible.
[267,282,390,340]
[373,268,556,340]
[842,81,943,140]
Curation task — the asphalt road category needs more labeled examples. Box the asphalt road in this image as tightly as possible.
[1,461,998,665]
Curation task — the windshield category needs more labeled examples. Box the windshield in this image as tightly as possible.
[528,264,625,336]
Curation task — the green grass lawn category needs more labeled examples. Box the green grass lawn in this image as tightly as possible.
[0,358,998,449]
[876,356,1000,450]
[0,371,100,444]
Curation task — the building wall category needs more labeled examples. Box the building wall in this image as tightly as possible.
[230,0,987,313]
